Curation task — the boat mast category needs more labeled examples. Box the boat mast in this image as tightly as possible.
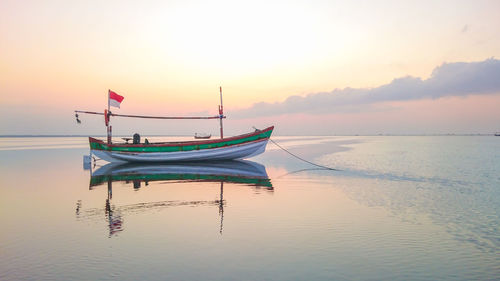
[219,86,224,139]
[107,89,111,144]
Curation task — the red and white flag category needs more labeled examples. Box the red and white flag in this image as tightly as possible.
[109,90,124,108]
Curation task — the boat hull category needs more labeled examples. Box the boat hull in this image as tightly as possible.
[90,126,273,163]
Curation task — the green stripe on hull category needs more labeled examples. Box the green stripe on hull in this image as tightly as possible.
[90,129,272,153]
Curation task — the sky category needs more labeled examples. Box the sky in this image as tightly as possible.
[1,0,500,135]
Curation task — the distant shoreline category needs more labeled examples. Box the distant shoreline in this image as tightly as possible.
[0,135,191,138]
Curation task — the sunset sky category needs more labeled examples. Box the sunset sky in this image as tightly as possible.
[1,0,500,135]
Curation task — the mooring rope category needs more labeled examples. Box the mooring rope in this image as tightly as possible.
[269,138,341,171]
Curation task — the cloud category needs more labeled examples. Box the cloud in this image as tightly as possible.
[233,58,500,118]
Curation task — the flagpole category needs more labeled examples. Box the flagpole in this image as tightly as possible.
[107,89,111,144]
[219,86,224,139]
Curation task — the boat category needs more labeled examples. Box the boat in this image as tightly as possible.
[495,132,500,136]
[89,126,273,162]
[194,133,211,139]
[76,88,274,163]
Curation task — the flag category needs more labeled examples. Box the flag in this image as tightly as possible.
[109,90,124,108]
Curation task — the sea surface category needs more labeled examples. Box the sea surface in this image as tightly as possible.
[0,136,499,280]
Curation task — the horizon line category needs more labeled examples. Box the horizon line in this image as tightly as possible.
[0,133,498,138]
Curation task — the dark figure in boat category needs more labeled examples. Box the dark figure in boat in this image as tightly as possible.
[131,133,148,144]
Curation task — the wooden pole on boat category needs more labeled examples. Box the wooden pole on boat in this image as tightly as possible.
[219,86,224,139]
[74,110,224,120]
[107,89,111,144]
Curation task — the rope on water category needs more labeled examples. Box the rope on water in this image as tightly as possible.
[269,138,341,171]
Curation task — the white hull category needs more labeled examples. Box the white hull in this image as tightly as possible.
[92,138,269,163]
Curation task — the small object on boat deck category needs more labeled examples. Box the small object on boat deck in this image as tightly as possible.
[121,137,132,143]
[194,133,211,139]
[133,133,140,144]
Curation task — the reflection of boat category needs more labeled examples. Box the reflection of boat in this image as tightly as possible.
[90,160,273,189]
[194,133,211,139]
[80,160,273,237]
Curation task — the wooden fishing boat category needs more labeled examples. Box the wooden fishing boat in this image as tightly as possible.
[76,88,274,163]
[90,126,273,162]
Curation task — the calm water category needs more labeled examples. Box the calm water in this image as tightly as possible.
[0,136,499,280]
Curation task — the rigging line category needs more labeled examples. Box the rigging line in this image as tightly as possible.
[110,113,223,120]
[74,110,225,120]
[269,138,341,171]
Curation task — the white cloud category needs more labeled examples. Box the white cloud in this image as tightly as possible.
[233,58,500,118]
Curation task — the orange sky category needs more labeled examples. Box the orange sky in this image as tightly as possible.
[1,0,500,135]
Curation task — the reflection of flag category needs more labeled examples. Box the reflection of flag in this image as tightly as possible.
[109,90,124,108]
